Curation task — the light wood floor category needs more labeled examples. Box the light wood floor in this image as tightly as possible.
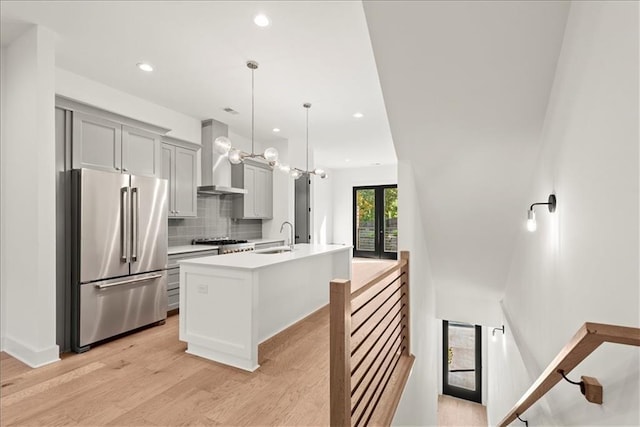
[438,394,488,427]
[1,258,395,426]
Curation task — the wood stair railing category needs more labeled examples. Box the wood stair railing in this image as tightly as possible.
[330,251,415,427]
[499,322,640,426]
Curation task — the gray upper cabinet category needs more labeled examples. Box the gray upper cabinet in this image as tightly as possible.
[232,160,273,219]
[72,112,122,173]
[122,126,161,177]
[61,96,169,178]
[161,136,200,218]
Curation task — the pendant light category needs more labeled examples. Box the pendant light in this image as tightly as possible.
[289,103,327,179]
[214,60,279,166]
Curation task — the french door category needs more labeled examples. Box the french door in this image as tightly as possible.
[442,320,482,403]
[353,185,397,259]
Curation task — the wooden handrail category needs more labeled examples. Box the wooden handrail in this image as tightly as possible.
[499,322,640,426]
[330,251,414,427]
[351,259,407,301]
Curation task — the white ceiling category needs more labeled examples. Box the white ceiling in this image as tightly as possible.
[0,1,396,169]
[3,0,574,299]
[363,1,570,297]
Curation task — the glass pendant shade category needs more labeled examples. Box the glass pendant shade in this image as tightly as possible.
[291,169,302,179]
[313,168,327,179]
[263,147,279,162]
[214,136,232,154]
[278,164,291,173]
[228,149,243,164]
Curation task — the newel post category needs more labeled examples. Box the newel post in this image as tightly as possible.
[330,278,352,427]
[400,251,411,356]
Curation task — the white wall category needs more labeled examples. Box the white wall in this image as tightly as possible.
[0,26,60,366]
[312,169,333,244]
[330,165,397,245]
[56,68,201,143]
[0,45,6,349]
[488,2,639,425]
[435,291,501,327]
[392,160,438,426]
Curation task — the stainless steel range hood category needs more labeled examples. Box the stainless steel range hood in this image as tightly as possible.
[198,119,247,196]
[197,185,246,196]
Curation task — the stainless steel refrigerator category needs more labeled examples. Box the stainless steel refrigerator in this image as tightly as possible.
[71,168,168,352]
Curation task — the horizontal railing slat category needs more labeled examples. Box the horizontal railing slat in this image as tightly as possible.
[351,261,406,305]
[330,251,412,427]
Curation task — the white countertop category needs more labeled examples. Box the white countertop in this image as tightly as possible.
[178,243,351,270]
[168,245,219,255]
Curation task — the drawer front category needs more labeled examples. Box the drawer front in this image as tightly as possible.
[80,272,167,347]
[168,289,180,311]
[168,249,219,268]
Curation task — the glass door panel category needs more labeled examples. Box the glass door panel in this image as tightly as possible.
[353,185,397,259]
[443,320,482,403]
[383,187,398,255]
[355,188,376,256]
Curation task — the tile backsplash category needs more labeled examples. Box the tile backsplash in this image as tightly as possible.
[168,196,262,246]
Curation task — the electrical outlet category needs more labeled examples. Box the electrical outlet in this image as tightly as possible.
[197,284,208,294]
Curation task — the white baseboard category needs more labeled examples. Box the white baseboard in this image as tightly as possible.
[2,336,59,368]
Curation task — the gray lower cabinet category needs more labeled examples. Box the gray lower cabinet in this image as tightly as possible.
[72,111,162,178]
[232,160,273,219]
[161,137,200,218]
[167,249,219,311]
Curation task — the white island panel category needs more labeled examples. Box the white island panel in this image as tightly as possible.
[256,250,348,342]
[178,244,351,371]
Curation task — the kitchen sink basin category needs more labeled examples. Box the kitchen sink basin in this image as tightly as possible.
[254,246,293,254]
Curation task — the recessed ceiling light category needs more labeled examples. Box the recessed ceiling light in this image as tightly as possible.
[353,112,364,118]
[345,158,351,162]
[254,14,271,27]
[272,128,280,133]
[137,62,153,72]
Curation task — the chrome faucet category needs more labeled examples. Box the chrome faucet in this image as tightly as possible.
[280,221,294,250]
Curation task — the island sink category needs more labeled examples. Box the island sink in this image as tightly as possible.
[178,243,352,371]
[254,246,293,254]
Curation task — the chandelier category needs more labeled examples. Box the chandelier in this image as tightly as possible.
[214,60,279,165]
[287,103,327,179]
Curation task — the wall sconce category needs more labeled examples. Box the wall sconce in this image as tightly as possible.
[492,325,505,336]
[526,194,557,232]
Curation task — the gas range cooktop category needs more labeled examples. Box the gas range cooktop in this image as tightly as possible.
[192,237,254,254]
[192,238,249,245]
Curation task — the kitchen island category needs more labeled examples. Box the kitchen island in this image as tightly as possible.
[178,243,352,371]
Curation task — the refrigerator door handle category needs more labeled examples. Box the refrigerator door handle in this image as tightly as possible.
[131,187,139,262]
[120,187,129,262]
[94,273,163,289]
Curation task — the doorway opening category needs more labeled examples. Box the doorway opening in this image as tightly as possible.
[295,176,310,243]
[353,185,397,259]
[442,320,482,403]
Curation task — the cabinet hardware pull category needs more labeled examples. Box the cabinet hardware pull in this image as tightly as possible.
[120,187,129,262]
[96,273,163,289]
[131,187,139,262]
